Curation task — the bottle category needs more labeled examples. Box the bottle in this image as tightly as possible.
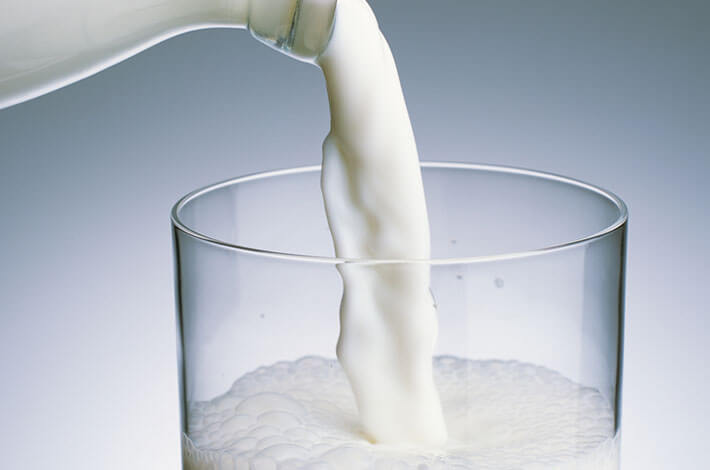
[0,0,336,109]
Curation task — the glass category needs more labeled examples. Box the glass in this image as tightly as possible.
[171,162,627,469]
[0,0,336,108]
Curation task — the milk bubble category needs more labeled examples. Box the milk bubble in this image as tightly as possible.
[183,356,619,470]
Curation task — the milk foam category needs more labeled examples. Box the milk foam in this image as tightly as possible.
[318,0,446,446]
[183,356,619,470]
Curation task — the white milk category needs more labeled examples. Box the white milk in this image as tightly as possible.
[0,0,620,463]
[318,0,446,446]
[183,357,619,470]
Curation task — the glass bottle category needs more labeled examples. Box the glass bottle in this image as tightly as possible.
[0,0,336,108]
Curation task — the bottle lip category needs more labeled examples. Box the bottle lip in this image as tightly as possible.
[248,0,338,64]
[171,161,628,266]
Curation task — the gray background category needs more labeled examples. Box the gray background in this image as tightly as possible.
[0,1,707,468]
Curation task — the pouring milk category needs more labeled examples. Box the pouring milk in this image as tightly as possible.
[0,0,621,467]
[318,0,446,446]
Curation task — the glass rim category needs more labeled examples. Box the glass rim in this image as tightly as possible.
[171,162,628,265]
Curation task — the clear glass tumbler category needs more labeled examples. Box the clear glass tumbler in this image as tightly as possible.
[171,162,627,470]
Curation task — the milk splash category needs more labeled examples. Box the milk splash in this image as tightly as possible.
[318,0,447,446]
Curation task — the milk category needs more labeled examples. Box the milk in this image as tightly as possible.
[1,0,620,460]
[183,357,619,470]
[318,0,446,446]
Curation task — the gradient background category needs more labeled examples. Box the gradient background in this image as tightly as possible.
[0,1,708,468]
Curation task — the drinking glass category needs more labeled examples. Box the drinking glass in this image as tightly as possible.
[171,162,627,469]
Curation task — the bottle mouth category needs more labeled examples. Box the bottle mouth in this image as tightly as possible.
[171,161,628,266]
[248,0,337,63]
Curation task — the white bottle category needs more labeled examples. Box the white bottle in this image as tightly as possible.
[0,0,336,108]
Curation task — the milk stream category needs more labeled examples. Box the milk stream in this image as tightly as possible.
[183,357,620,470]
[317,0,446,446]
